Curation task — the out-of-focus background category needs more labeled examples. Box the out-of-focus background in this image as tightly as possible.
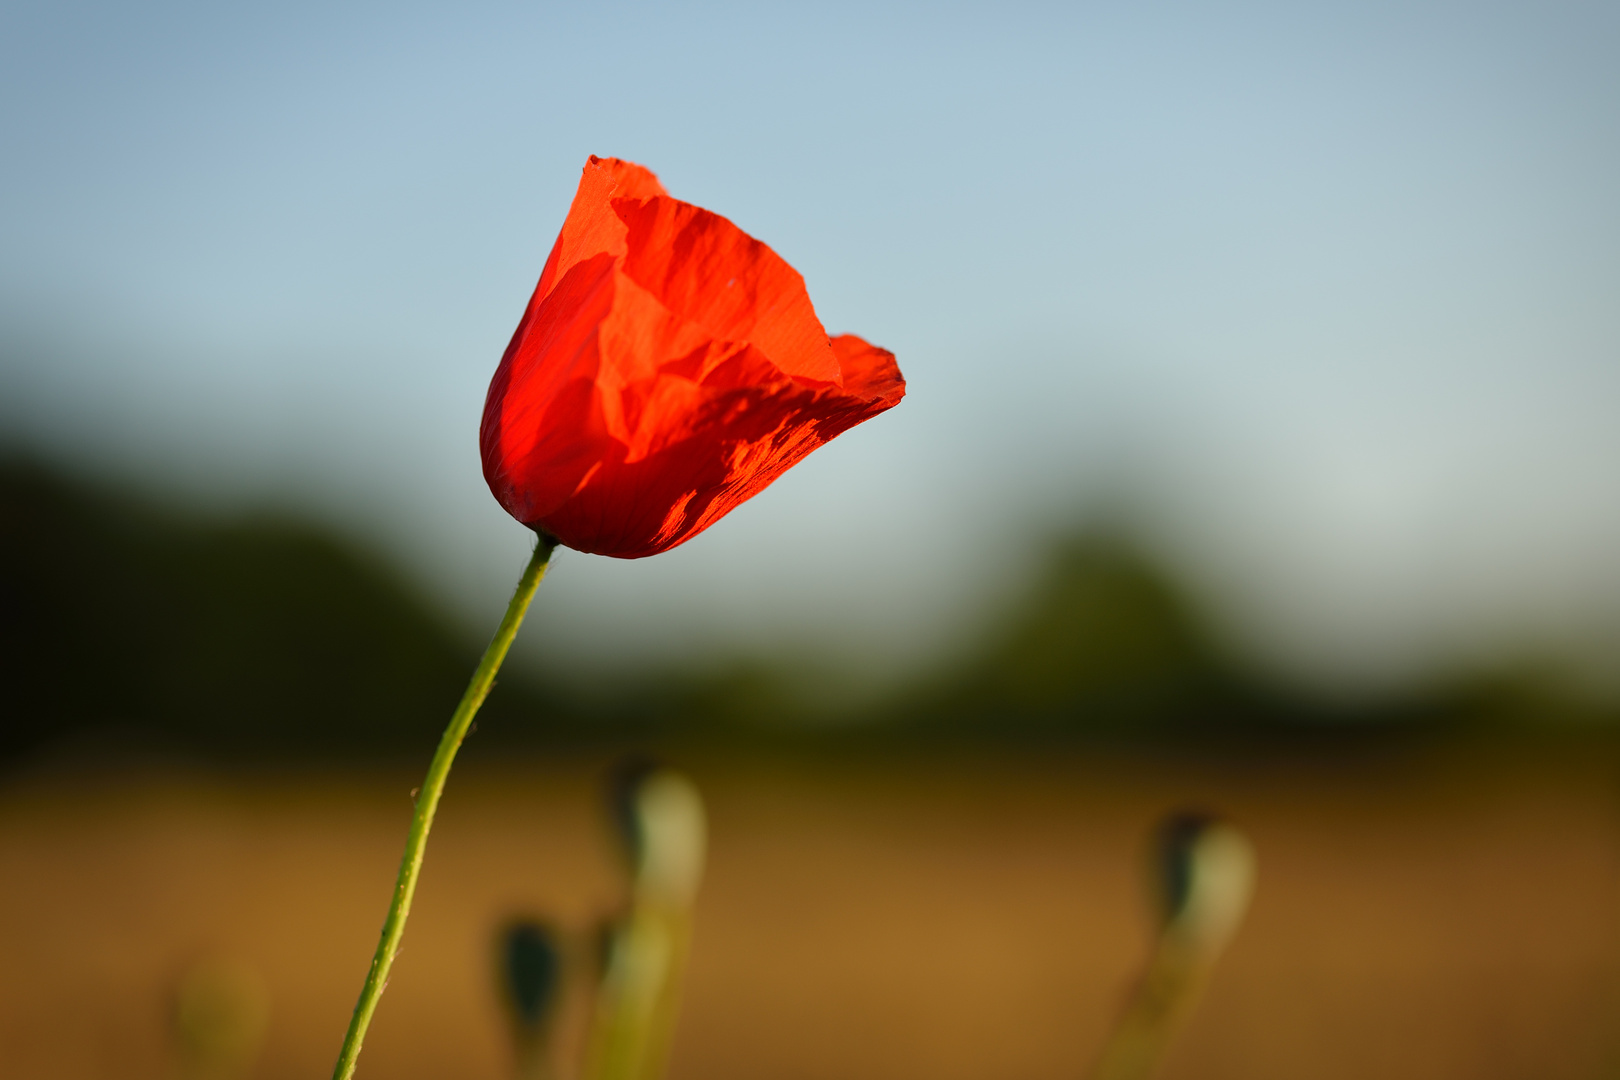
[4,1,1620,1077]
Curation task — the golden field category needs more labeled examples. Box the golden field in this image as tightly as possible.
[2,745,1619,1080]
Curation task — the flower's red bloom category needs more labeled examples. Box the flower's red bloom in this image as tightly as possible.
[480,156,906,559]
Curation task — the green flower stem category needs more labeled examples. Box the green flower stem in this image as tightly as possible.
[331,535,559,1080]
[1086,933,1209,1080]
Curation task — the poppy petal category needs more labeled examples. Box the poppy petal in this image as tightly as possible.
[480,157,906,558]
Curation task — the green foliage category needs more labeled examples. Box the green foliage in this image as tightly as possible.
[4,457,1607,762]
[895,534,1267,738]
[978,536,1221,721]
[0,457,577,759]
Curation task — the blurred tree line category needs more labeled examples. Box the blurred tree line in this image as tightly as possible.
[1,457,1608,764]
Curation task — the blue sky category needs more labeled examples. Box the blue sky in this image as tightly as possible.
[3,0,1618,693]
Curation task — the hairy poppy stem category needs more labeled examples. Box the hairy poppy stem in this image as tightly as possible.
[331,535,559,1080]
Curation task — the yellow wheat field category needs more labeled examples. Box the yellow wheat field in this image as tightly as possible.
[2,745,1618,1080]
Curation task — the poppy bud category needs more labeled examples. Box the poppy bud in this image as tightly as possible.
[1153,811,1255,953]
[481,156,906,558]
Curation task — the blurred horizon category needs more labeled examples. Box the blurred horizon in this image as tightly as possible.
[5,453,1612,771]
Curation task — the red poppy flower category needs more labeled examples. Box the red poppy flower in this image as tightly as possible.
[480,156,906,559]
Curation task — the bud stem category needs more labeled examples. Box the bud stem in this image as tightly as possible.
[331,535,559,1080]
